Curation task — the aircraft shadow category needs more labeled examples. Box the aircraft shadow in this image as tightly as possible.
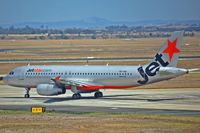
[101,97,186,101]
[43,94,142,103]
[43,94,187,103]
[0,95,187,104]
[43,97,97,103]
[101,94,187,101]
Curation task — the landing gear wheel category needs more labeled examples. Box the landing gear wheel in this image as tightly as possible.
[72,93,81,99]
[24,94,30,98]
[94,91,103,98]
[24,88,31,98]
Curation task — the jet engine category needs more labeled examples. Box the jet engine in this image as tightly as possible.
[37,84,66,96]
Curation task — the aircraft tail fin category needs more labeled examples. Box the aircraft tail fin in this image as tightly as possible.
[151,31,183,67]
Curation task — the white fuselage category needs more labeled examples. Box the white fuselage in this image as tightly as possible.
[3,65,187,90]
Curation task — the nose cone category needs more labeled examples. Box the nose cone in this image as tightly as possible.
[1,75,9,84]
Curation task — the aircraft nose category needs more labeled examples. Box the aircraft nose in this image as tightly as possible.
[1,75,9,84]
[0,76,3,81]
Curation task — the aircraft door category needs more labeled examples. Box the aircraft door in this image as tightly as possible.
[18,68,25,80]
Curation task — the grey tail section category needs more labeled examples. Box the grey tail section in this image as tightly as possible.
[151,31,184,67]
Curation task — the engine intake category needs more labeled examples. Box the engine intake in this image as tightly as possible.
[37,84,66,96]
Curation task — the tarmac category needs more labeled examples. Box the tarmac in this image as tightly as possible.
[0,85,200,115]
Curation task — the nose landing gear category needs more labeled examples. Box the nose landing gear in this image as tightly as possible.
[24,88,31,98]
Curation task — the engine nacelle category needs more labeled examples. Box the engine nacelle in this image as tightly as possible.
[37,84,66,96]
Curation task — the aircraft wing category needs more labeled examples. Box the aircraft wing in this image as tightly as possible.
[51,76,103,90]
[59,79,93,87]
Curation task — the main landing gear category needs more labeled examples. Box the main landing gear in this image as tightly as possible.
[94,91,103,98]
[24,88,30,98]
[72,91,103,99]
[72,93,81,99]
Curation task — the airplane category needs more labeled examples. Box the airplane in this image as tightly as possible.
[1,31,198,99]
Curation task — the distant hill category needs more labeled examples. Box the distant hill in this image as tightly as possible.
[1,17,200,29]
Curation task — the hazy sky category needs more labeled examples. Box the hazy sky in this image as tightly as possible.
[0,0,200,24]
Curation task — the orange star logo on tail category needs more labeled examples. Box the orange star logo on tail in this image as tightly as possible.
[163,38,180,62]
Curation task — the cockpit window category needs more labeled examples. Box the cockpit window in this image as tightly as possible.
[9,71,14,75]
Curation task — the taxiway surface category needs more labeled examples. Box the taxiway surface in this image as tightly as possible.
[0,85,200,116]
